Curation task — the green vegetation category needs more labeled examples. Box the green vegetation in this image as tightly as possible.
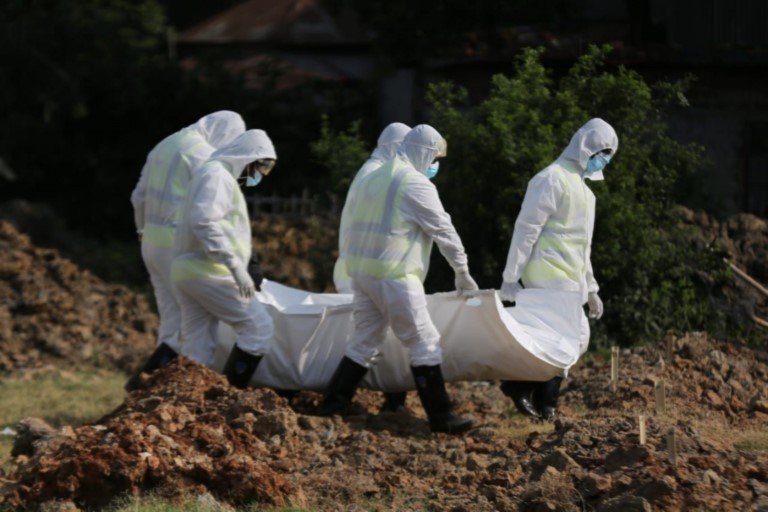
[313,46,728,347]
[0,370,125,468]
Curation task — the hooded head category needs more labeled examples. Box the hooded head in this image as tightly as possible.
[397,124,447,175]
[370,122,411,162]
[210,129,276,180]
[193,111,246,148]
[559,118,619,180]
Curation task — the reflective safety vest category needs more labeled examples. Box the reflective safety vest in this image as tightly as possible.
[521,163,595,295]
[142,129,211,249]
[334,157,386,292]
[171,166,252,282]
[345,157,432,281]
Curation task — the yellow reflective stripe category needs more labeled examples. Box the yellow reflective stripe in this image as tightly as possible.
[171,258,231,282]
[348,256,427,281]
[142,224,175,248]
[523,258,574,284]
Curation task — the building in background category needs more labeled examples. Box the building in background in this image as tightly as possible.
[176,0,768,216]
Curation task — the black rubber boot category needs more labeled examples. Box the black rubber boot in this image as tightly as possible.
[319,356,368,416]
[125,342,178,391]
[380,392,408,413]
[222,345,262,389]
[533,376,563,421]
[500,380,541,418]
[412,364,473,434]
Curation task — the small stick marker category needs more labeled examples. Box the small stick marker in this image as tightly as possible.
[665,335,674,364]
[639,415,647,445]
[610,346,619,392]
[666,428,678,465]
[655,380,666,415]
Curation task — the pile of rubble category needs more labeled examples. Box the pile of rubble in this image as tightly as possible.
[0,221,158,373]
[2,333,766,511]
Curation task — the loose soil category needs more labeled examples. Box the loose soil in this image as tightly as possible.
[1,333,766,511]
[0,221,158,374]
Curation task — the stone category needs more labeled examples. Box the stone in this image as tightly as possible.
[581,472,613,497]
[12,417,55,457]
[598,495,652,512]
[530,448,582,480]
[602,445,650,472]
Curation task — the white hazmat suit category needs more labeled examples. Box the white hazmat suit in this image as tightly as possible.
[344,125,473,367]
[333,122,411,294]
[171,129,277,367]
[130,111,245,352]
[502,118,618,356]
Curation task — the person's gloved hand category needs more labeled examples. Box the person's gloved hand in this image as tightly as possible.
[587,292,603,319]
[499,281,522,302]
[232,265,256,299]
[454,270,479,296]
[248,255,264,292]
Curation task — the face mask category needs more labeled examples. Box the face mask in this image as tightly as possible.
[586,153,611,174]
[426,161,440,180]
[245,173,263,187]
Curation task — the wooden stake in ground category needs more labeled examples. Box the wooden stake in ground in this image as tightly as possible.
[665,335,674,364]
[654,380,666,415]
[610,346,619,392]
[638,415,647,445]
[666,428,678,465]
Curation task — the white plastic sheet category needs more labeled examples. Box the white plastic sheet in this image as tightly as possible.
[212,280,586,392]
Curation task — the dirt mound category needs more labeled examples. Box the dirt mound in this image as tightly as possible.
[2,333,767,511]
[565,332,768,421]
[1,358,293,509]
[682,208,768,331]
[252,213,338,292]
[0,221,158,373]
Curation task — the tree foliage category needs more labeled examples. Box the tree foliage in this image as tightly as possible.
[314,46,727,345]
[426,46,725,345]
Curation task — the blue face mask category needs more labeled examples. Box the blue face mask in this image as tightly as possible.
[586,153,611,173]
[245,173,263,187]
[426,161,440,180]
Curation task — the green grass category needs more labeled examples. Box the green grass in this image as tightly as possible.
[105,494,310,512]
[0,370,126,469]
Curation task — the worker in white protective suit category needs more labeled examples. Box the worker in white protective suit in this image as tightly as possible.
[171,129,277,388]
[320,124,480,434]
[334,122,413,414]
[126,111,245,390]
[334,122,411,294]
[499,118,618,420]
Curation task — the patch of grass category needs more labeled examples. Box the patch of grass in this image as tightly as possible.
[0,370,125,468]
[497,412,555,443]
[734,429,768,452]
[105,494,310,512]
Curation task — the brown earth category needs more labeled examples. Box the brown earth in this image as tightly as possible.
[681,208,768,329]
[2,333,767,511]
[252,213,339,293]
[0,221,157,374]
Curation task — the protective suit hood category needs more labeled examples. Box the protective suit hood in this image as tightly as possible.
[371,123,411,162]
[210,129,276,180]
[192,111,246,149]
[397,124,447,174]
[559,118,618,181]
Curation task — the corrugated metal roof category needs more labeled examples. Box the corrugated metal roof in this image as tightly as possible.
[180,0,368,45]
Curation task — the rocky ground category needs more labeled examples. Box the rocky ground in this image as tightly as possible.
[1,333,766,511]
[0,221,157,374]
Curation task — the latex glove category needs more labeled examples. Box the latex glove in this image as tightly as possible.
[499,281,522,302]
[588,292,603,320]
[232,265,256,299]
[454,270,479,296]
